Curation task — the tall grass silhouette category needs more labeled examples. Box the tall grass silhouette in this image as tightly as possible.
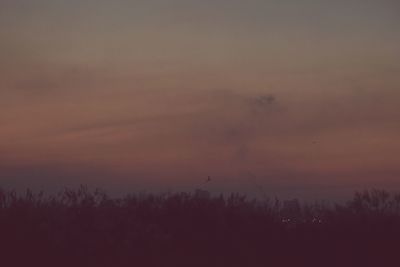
[0,186,399,267]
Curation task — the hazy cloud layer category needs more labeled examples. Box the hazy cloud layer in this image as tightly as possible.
[0,0,400,199]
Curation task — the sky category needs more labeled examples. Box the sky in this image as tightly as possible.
[0,0,399,200]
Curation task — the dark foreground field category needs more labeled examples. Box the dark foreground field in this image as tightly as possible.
[1,187,399,267]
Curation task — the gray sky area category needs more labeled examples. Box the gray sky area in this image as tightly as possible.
[1,0,400,200]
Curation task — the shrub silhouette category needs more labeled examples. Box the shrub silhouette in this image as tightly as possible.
[0,187,399,267]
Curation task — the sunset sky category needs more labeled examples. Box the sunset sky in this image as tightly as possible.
[1,0,399,199]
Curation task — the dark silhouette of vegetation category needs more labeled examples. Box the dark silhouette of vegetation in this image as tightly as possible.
[1,186,399,267]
